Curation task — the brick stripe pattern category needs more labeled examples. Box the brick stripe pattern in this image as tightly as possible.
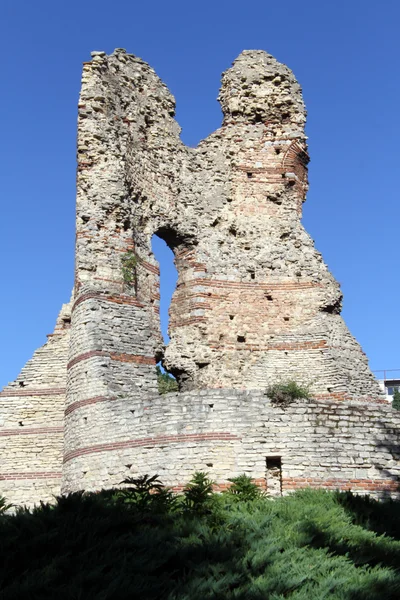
[0,472,62,481]
[0,388,66,397]
[283,477,399,493]
[0,427,63,437]
[63,432,241,464]
[67,351,155,370]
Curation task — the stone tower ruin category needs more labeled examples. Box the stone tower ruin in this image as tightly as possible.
[1,49,398,507]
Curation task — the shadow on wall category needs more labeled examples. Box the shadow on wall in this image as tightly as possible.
[374,418,400,498]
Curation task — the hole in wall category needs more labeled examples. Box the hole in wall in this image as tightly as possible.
[253,112,264,123]
[208,403,214,409]
[18,421,24,427]
[266,456,282,496]
[130,409,135,414]
[206,463,213,467]
[19,381,25,387]
[125,463,132,469]
[267,194,282,204]
[247,172,253,179]
[267,456,281,469]
[196,362,209,369]
[229,315,235,320]
[266,294,273,301]
[237,335,246,343]
[284,317,290,322]
[151,234,178,346]
[152,229,197,387]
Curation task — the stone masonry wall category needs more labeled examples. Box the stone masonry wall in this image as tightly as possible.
[69,48,382,400]
[1,48,394,507]
[62,390,400,499]
[0,301,71,507]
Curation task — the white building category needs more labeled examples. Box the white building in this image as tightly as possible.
[375,370,400,402]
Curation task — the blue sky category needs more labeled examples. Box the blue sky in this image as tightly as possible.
[1,0,399,388]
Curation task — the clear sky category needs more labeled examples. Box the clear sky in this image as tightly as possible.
[1,0,399,388]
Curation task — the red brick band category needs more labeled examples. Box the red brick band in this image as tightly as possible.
[0,427,63,437]
[178,279,323,291]
[170,316,207,328]
[135,257,159,275]
[67,350,155,370]
[65,396,117,416]
[109,353,156,365]
[283,477,399,492]
[67,350,107,370]
[64,432,241,464]
[209,341,327,351]
[0,388,66,398]
[313,393,388,405]
[73,291,145,312]
[0,472,62,481]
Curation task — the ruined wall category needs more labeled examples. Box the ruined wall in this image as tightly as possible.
[0,302,71,506]
[70,48,381,399]
[62,390,400,499]
[1,48,393,507]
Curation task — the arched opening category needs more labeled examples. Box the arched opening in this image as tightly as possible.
[151,234,178,344]
[151,233,179,393]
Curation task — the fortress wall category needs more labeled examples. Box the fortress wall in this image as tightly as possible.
[1,49,393,507]
[0,303,71,506]
[62,389,400,499]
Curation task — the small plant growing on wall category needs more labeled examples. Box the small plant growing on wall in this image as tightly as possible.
[121,251,137,289]
[156,366,178,394]
[267,380,310,407]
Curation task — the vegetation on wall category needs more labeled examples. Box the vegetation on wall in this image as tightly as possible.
[156,365,178,394]
[0,474,400,599]
[121,251,137,288]
[267,379,310,406]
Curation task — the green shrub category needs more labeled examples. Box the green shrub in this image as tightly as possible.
[0,495,12,514]
[267,379,310,406]
[121,251,137,288]
[1,479,400,599]
[156,365,178,394]
[118,474,177,513]
[183,472,214,514]
[227,474,263,500]
[393,389,400,410]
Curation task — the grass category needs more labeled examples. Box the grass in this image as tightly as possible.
[266,380,310,406]
[0,482,400,599]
